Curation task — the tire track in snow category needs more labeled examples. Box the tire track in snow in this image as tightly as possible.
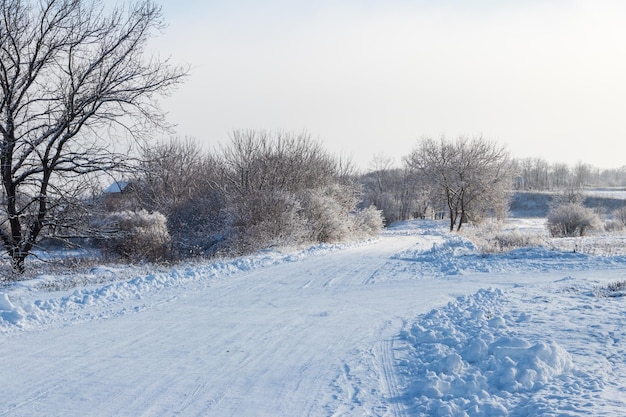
[0,382,64,416]
[377,336,409,417]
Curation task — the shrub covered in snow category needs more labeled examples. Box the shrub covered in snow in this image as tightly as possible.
[489,230,544,252]
[229,190,308,253]
[546,203,601,237]
[604,219,625,233]
[101,210,171,262]
[166,191,229,257]
[216,131,381,253]
[128,133,385,259]
[594,280,626,297]
[462,223,544,253]
[350,205,384,238]
[300,185,357,243]
[613,206,626,226]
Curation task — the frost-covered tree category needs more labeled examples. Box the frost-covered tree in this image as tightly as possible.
[0,0,186,273]
[572,162,595,189]
[219,130,338,195]
[515,157,550,190]
[406,136,513,231]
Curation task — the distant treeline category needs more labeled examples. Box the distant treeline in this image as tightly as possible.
[358,148,626,227]
[511,158,626,190]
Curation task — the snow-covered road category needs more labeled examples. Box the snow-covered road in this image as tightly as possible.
[1,230,441,416]
[2,221,626,416]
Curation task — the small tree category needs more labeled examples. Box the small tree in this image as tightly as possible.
[546,203,601,237]
[0,0,186,273]
[406,136,512,231]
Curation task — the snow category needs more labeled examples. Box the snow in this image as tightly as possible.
[583,188,626,200]
[2,220,626,416]
[396,288,617,416]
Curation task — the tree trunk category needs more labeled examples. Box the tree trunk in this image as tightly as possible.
[10,252,26,275]
[449,208,456,231]
[457,211,466,232]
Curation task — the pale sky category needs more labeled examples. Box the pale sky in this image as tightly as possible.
[154,0,626,170]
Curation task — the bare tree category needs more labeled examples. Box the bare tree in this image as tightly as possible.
[361,155,428,224]
[513,157,551,190]
[550,162,571,189]
[406,136,512,231]
[572,162,593,189]
[135,138,228,257]
[137,138,215,215]
[217,130,339,251]
[219,129,338,195]
[0,0,186,273]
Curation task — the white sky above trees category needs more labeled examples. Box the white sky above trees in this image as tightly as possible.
[154,0,626,170]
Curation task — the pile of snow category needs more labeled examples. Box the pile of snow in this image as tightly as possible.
[397,289,573,415]
[0,292,23,325]
[391,281,626,416]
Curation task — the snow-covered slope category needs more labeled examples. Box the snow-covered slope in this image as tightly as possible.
[1,220,626,416]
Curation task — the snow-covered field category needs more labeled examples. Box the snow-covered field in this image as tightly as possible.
[2,220,626,416]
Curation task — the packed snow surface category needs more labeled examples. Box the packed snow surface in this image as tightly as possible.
[1,220,626,416]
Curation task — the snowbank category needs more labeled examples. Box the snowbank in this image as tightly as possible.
[390,233,626,278]
[398,289,574,415]
[395,282,626,416]
[0,240,374,332]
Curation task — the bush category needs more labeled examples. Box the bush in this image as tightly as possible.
[613,206,626,226]
[594,280,626,297]
[101,210,171,262]
[127,133,385,259]
[228,191,308,254]
[492,230,544,251]
[604,219,625,233]
[167,191,229,258]
[546,203,601,237]
[351,206,384,238]
[462,223,543,253]
[301,184,357,243]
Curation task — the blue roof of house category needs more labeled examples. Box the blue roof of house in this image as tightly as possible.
[103,181,130,194]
